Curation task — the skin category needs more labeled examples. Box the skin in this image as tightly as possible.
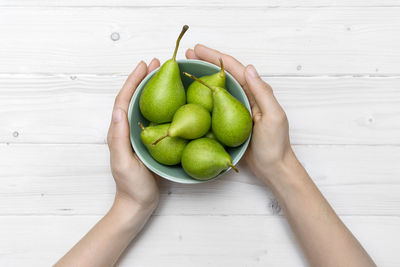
[187,45,376,267]
[55,46,376,267]
[54,59,160,267]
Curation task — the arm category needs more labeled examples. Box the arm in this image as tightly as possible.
[186,45,376,267]
[55,59,161,267]
[264,153,375,267]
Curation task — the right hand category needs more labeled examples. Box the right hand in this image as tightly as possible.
[186,44,294,183]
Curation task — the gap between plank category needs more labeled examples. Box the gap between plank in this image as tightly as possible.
[2,5,400,9]
[1,73,400,78]
[0,213,398,217]
[3,143,400,146]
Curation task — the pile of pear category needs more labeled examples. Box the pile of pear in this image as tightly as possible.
[138,25,252,180]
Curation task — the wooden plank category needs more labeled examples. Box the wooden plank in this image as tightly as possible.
[0,215,397,266]
[3,143,399,185]
[0,0,399,7]
[1,75,399,144]
[0,143,399,216]
[1,7,400,74]
[0,74,115,144]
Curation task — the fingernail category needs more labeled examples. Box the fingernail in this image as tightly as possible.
[247,65,259,78]
[112,108,123,123]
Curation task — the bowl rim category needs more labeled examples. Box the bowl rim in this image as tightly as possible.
[128,59,252,184]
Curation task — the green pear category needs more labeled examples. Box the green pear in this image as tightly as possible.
[148,122,158,126]
[184,72,252,147]
[204,131,217,140]
[139,25,189,123]
[139,122,187,165]
[153,104,211,145]
[186,58,226,112]
[181,138,238,180]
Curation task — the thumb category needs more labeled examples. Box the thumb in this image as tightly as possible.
[108,108,134,164]
[244,65,282,115]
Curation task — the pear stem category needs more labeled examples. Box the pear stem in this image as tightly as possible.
[183,72,215,91]
[172,25,189,61]
[152,134,168,146]
[218,57,225,76]
[230,164,239,173]
[138,122,145,130]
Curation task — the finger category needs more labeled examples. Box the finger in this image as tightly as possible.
[244,65,283,115]
[148,58,161,74]
[108,108,135,162]
[185,48,200,59]
[241,78,258,111]
[193,44,246,87]
[115,61,148,112]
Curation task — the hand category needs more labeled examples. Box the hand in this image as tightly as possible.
[188,46,377,267]
[55,61,162,267]
[107,59,161,211]
[186,45,294,183]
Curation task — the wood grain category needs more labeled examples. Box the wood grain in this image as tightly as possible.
[1,75,399,144]
[1,143,399,216]
[0,0,399,7]
[1,3,399,266]
[1,7,400,74]
[0,215,397,266]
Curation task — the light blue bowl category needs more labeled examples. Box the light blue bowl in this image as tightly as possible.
[128,59,252,184]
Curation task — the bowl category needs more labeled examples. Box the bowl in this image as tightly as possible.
[128,59,252,184]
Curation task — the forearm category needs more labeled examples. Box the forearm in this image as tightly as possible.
[263,151,376,267]
[55,195,156,267]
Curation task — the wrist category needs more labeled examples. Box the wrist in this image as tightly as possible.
[115,191,159,213]
[109,194,157,230]
[260,149,307,193]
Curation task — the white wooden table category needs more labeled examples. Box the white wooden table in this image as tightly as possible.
[1,1,399,266]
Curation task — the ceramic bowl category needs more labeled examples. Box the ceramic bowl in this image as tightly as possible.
[128,59,251,184]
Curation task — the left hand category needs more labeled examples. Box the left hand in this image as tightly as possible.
[107,59,161,211]
[186,45,292,185]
